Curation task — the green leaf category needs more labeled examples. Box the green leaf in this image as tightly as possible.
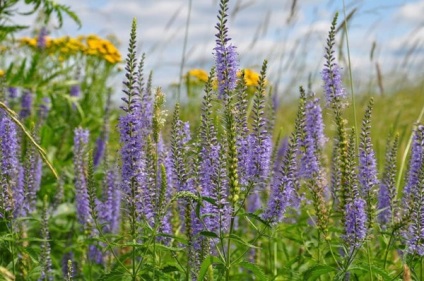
[198,255,222,281]
[243,212,271,228]
[24,52,40,84]
[350,263,393,281]
[99,268,131,281]
[202,196,217,206]
[227,234,259,249]
[153,243,183,252]
[161,265,181,273]
[200,231,219,239]
[57,4,82,28]
[303,264,337,281]
[239,261,268,281]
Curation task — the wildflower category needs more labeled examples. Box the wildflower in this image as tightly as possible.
[403,126,424,256]
[238,69,261,87]
[61,252,74,279]
[38,97,51,121]
[119,19,155,229]
[73,128,91,226]
[24,141,42,213]
[377,135,398,227]
[322,13,346,106]
[263,136,297,224]
[20,90,33,119]
[404,125,424,198]
[8,87,18,99]
[358,99,379,196]
[187,69,208,83]
[214,0,238,98]
[344,198,367,250]
[198,70,231,233]
[37,27,48,49]
[0,115,22,218]
[97,168,121,233]
[299,94,326,179]
[88,244,103,264]
[246,61,272,211]
[70,84,80,98]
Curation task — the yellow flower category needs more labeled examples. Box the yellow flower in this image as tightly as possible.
[0,69,4,76]
[238,69,261,87]
[187,69,208,83]
[19,37,37,47]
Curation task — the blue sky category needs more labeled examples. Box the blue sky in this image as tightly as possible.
[17,0,424,97]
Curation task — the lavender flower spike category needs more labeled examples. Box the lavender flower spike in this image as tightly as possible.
[214,0,238,98]
[358,99,379,197]
[404,125,424,198]
[20,90,33,119]
[263,136,298,224]
[322,13,346,106]
[0,114,22,218]
[344,198,367,251]
[37,27,48,49]
[8,87,18,99]
[70,84,81,97]
[73,128,91,226]
[299,95,326,179]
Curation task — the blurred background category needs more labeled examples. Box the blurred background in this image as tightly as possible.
[12,0,424,101]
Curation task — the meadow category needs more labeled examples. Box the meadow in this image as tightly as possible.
[1,0,424,280]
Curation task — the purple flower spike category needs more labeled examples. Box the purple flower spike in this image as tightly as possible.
[8,87,18,99]
[322,13,346,106]
[322,64,345,106]
[38,97,51,121]
[358,101,379,197]
[299,96,326,179]
[20,90,33,119]
[214,0,238,98]
[93,136,105,168]
[215,44,238,98]
[73,128,91,226]
[37,27,48,49]
[377,136,398,228]
[99,168,121,233]
[404,125,424,198]
[70,84,81,98]
[0,115,21,218]
[263,137,298,224]
[377,182,391,226]
[343,198,367,251]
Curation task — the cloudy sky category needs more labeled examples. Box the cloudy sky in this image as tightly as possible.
[17,0,424,98]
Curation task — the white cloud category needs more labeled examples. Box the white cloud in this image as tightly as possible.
[397,0,424,23]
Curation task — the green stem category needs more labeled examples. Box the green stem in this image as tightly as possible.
[366,241,374,281]
[225,216,235,281]
[325,239,341,269]
[10,224,16,277]
[383,229,395,269]
[273,230,277,277]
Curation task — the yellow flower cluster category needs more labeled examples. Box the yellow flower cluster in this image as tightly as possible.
[18,34,122,64]
[239,69,261,87]
[0,69,4,76]
[187,69,209,83]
